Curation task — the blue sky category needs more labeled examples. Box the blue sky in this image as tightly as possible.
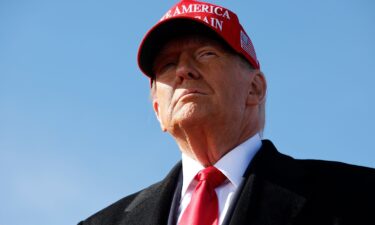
[1,0,374,225]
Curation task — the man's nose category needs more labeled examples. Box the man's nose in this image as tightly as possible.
[175,54,200,83]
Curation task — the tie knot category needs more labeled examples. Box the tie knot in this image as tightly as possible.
[195,166,226,188]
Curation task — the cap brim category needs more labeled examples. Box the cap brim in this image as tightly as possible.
[137,18,226,78]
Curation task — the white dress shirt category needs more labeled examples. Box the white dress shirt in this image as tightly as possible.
[177,133,262,224]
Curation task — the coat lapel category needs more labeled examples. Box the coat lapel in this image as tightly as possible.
[120,162,182,225]
[227,175,306,225]
[227,140,307,225]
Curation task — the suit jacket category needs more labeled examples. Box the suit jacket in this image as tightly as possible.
[78,140,375,225]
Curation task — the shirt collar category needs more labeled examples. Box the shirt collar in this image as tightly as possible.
[181,133,262,196]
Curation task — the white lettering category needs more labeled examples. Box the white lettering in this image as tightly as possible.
[202,16,209,24]
[223,10,230,19]
[182,4,192,13]
[193,4,202,13]
[209,5,214,14]
[173,7,181,16]
[211,18,223,31]
[214,7,223,16]
[161,10,172,21]
[160,4,231,21]
[202,5,209,13]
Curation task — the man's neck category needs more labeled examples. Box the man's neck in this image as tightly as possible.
[172,121,259,166]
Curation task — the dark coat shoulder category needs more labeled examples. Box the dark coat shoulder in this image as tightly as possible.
[252,140,375,224]
[78,162,182,225]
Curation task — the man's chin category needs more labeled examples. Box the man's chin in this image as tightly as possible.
[172,107,210,127]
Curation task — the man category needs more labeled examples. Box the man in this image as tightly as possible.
[78,0,375,224]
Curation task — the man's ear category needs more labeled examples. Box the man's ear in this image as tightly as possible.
[247,71,267,106]
[152,99,167,132]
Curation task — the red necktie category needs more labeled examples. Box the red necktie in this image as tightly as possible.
[179,166,226,225]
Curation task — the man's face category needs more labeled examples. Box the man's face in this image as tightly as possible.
[152,35,256,133]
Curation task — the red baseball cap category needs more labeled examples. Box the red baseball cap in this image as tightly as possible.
[137,0,260,78]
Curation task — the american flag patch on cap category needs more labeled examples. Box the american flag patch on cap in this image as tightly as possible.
[240,30,257,61]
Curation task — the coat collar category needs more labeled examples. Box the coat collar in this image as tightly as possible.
[227,174,306,225]
[225,140,307,225]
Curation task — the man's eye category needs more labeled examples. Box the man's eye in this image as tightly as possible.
[161,62,175,71]
[156,62,176,75]
[198,51,217,58]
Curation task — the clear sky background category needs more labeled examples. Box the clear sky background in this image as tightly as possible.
[1,0,374,225]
